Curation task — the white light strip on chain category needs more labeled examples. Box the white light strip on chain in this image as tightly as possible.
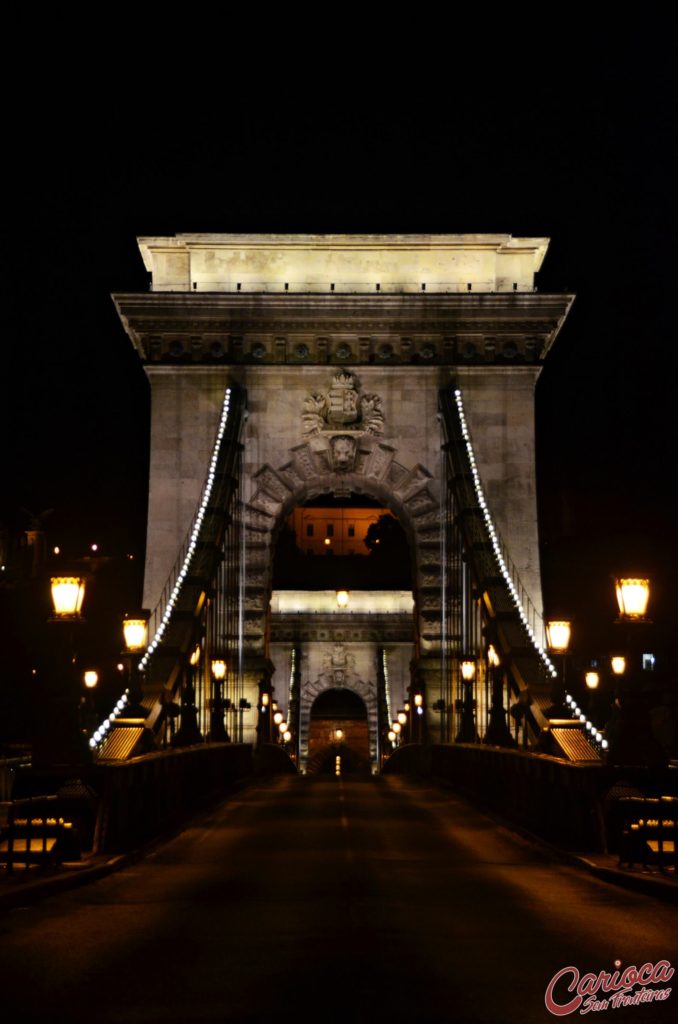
[89,386,232,748]
[382,649,392,723]
[88,690,130,749]
[564,693,608,751]
[289,648,296,709]
[139,387,232,671]
[453,389,557,679]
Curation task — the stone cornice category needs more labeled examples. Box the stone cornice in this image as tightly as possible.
[113,292,574,367]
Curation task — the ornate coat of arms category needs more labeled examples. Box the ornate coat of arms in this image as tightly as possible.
[302,371,384,439]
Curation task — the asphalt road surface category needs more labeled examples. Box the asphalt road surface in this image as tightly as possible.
[0,775,676,1024]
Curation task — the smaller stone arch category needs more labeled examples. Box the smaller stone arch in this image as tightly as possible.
[242,431,443,662]
[300,643,378,768]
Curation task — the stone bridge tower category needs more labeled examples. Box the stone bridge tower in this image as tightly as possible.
[114,234,573,757]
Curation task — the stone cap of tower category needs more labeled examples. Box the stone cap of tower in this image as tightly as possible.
[137,233,549,294]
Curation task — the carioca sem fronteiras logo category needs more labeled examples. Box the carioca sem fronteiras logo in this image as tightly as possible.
[545,960,673,1015]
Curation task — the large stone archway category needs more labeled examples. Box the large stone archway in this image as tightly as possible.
[242,416,442,668]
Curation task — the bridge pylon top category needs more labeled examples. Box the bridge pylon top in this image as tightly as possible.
[137,233,550,294]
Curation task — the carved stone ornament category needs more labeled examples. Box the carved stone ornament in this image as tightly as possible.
[302,370,384,439]
[329,435,357,473]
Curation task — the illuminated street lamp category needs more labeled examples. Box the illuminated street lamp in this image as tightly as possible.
[256,688,271,746]
[615,578,650,621]
[397,711,407,726]
[174,642,203,746]
[122,617,148,653]
[122,611,149,719]
[610,655,626,676]
[209,658,228,742]
[39,576,90,768]
[609,576,662,767]
[81,669,99,737]
[50,576,85,619]
[585,671,600,690]
[484,643,514,748]
[456,657,477,744]
[545,620,571,653]
[545,618,572,718]
[336,590,350,608]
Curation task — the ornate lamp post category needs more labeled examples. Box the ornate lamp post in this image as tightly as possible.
[174,644,203,746]
[122,612,149,718]
[545,619,571,717]
[483,644,514,747]
[455,657,478,743]
[412,692,424,743]
[257,688,271,746]
[82,669,99,737]
[38,575,90,768]
[608,577,663,767]
[585,668,600,722]
[209,659,228,742]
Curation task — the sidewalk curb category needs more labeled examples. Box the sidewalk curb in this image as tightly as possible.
[420,774,678,905]
[569,855,678,904]
[0,853,130,913]
[0,774,258,913]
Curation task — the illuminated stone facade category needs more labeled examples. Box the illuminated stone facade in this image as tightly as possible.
[115,234,573,753]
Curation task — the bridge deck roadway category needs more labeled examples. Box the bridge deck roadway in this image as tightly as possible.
[0,776,676,1024]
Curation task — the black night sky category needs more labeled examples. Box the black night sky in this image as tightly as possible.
[2,35,677,691]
